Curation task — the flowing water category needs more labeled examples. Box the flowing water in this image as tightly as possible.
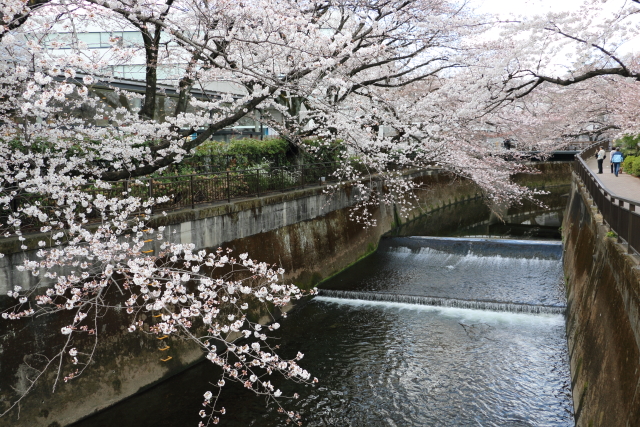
[74,237,573,427]
[321,237,565,308]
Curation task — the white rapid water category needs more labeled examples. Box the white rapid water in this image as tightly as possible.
[317,290,566,315]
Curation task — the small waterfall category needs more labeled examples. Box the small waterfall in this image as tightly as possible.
[384,246,560,268]
[318,289,566,315]
[379,236,563,260]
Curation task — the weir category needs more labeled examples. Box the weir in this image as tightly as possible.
[378,235,563,259]
[316,290,567,315]
[318,237,566,315]
[322,236,566,309]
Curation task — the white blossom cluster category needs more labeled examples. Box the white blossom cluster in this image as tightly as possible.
[3,214,318,423]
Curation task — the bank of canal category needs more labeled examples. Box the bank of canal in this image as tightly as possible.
[74,201,573,426]
[72,165,640,427]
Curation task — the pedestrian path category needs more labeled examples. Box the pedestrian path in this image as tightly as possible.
[585,154,640,204]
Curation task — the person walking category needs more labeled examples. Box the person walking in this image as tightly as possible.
[611,147,625,177]
[596,146,606,173]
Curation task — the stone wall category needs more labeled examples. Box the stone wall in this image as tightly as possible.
[562,174,640,427]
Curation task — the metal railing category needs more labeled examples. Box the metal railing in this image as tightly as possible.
[574,142,640,255]
[119,162,337,211]
[565,141,604,152]
[9,162,339,230]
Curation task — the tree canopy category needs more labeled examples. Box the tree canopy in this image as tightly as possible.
[1,0,639,424]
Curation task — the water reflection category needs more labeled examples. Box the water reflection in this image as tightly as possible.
[392,185,569,240]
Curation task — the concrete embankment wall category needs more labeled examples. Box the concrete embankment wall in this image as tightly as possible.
[563,175,640,427]
[0,170,474,294]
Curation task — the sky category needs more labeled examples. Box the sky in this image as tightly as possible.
[474,0,639,20]
[474,0,593,17]
[471,0,639,57]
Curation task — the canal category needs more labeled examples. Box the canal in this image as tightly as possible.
[73,187,573,427]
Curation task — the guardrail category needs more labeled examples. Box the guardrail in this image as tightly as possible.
[565,141,604,152]
[574,142,640,255]
[115,162,338,211]
[10,162,339,230]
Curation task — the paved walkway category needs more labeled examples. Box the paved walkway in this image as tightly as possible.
[585,154,640,204]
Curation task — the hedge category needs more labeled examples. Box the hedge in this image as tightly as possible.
[622,155,640,177]
[194,138,288,157]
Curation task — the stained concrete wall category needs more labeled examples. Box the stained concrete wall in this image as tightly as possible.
[563,174,640,427]
[0,170,467,294]
[0,178,378,294]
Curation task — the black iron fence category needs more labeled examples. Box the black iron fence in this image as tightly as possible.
[574,142,640,255]
[91,162,338,210]
[8,162,339,230]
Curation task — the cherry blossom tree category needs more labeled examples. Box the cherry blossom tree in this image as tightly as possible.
[472,0,640,144]
[0,0,547,202]
[1,0,640,424]
[0,0,490,423]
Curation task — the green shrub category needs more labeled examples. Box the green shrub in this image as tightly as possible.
[614,134,640,157]
[195,138,288,157]
[623,156,635,175]
[186,138,289,172]
[633,158,640,177]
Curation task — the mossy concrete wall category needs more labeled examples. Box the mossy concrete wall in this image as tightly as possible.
[563,175,640,427]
